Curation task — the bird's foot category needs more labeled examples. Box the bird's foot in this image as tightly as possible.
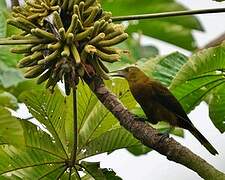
[157,127,174,143]
[158,132,170,143]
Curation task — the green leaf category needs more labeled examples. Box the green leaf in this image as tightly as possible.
[126,144,151,156]
[20,120,67,161]
[0,89,72,178]
[103,0,203,30]
[140,52,188,86]
[208,84,225,133]
[78,128,139,160]
[0,0,7,9]
[0,145,64,178]
[77,78,137,151]
[0,11,7,38]
[0,108,68,178]
[9,79,43,100]
[0,108,24,146]
[102,0,203,50]
[81,161,122,180]
[171,44,225,88]
[0,45,23,67]
[19,88,69,158]
[172,75,225,113]
[0,91,18,110]
[127,21,196,51]
[0,62,24,88]
[121,38,159,62]
[169,45,225,112]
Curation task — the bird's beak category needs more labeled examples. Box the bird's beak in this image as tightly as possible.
[109,69,126,78]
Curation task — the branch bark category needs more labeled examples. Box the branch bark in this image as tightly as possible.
[84,75,225,180]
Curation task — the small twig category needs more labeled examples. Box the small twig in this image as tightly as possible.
[84,75,225,180]
[111,8,225,22]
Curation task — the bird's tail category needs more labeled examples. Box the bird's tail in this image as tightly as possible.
[189,125,218,155]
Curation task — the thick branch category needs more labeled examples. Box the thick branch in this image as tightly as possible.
[85,75,225,180]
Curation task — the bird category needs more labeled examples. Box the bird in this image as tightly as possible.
[111,66,218,155]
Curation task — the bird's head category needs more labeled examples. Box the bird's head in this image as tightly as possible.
[110,66,147,83]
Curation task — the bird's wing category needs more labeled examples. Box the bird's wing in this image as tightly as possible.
[152,80,190,121]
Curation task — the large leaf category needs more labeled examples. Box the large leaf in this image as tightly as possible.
[0,91,18,110]
[0,108,24,146]
[0,62,24,88]
[208,84,225,133]
[9,79,43,100]
[0,0,6,9]
[19,88,69,157]
[0,89,76,178]
[140,51,188,86]
[0,45,23,67]
[102,0,203,50]
[20,120,67,161]
[77,78,137,152]
[81,161,122,180]
[0,145,65,178]
[171,44,225,88]
[0,11,7,38]
[78,128,139,160]
[0,1,7,37]
[172,75,225,113]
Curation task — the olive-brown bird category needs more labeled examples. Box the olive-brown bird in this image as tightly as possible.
[112,66,218,155]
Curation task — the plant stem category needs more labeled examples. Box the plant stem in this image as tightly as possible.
[71,89,78,167]
[111,8,225,22]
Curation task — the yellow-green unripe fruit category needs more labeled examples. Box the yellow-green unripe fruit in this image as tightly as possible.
[5,0,128,95]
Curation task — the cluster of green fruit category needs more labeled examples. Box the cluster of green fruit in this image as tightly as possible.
[7,0,128,95]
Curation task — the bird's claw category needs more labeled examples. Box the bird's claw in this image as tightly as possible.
[158,131,170,143]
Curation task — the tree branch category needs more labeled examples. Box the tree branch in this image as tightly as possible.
[84,75,225,180]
